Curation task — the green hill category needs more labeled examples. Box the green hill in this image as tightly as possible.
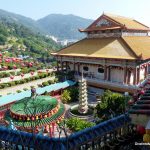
[0,19,60,61]
[37,14,93,40]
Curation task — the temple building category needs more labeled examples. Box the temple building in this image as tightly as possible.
[52,13,150,93]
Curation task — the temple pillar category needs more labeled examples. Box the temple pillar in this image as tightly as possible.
[133,68,137,85]
[104,65,107,80]
[124,67,127,84]
[127,69,131,84]
[73,61,75,71]
[108,67,111,81]
[144,64,148,79]
[56,61,59,71]
[61,61,63,72]
[78,63,80,74]
[137,67,140,84]
[65,61,68,72]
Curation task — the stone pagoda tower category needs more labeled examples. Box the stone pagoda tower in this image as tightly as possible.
[78,77,88,114]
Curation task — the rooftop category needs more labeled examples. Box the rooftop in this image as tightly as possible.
[55,36,150,60]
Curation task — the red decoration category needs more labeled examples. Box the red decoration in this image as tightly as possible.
[10,76,14,80]
[29,62,33,67]
[30,72,34,76]
[139,90,145,95]
[136,125,145,135]
[46,69,49,72]
[0,53,2,57]
[21,73,24,77]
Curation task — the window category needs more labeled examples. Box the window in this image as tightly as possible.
[98,68,104,73]
[83,66,89,71]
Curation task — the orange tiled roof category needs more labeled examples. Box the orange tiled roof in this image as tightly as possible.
[82,13,150,32]
[55,38,137,60]
[123,36,150,59]
[104,13,149,30]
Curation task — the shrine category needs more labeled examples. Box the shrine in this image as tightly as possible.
[52,13,150,93]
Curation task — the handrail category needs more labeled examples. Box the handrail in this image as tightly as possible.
[0,114,131,150]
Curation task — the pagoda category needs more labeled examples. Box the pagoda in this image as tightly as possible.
[52,13,150,94]
[78,78,88,114]
[4,96,65,134]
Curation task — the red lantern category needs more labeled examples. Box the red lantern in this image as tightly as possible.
[136,125,145,135]
[10,76,14,80]
[30,72,34,76]
[21,73,24,77]
[139,90,145,95]
[0,53,2,57]
[12,58,16,62]
[29,62,33,67]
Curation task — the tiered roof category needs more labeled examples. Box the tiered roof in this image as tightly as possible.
[54,37,150,60]
[53,13,150,60]
[80,13,150,32]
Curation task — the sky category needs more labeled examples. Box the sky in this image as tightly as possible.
[0,0,150,26]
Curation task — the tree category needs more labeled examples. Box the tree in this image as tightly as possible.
[66,117,95,132]
[96,90,125,120]
[0,34,7,45]
[61,90,71,104]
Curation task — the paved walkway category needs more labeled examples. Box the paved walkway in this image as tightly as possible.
[0,69,54,83]
[0,76,55,95]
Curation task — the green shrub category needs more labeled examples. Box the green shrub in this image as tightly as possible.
[23,88,28,91]
[16,90,22,93]
[42,82,49,86]
[16,72,21,76]
[15,80,20,85]
[9,81,16,86]
[66,118,95,132]
[61,90,71,104]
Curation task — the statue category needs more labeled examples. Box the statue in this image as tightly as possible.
[31,86,37,99]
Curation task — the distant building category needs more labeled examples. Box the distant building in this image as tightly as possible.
[52,13,150,93]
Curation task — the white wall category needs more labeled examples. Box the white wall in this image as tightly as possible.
[110,68,124,83]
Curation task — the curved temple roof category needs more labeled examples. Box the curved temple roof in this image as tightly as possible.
[55,37,150,60]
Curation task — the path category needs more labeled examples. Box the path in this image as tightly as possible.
[0,76,55,95]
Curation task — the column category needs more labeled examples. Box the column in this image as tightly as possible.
[104,65,107,80]
[136,67,140,84]
[108,67,111,81]
[144,64,148,79]
[61,61,63,72]
[133,68,137,85]
[65,61,68,72]
[124,67,127,84]
[73,61,75,71]
[78,63,80,75]
[56,61,59,72]
[127,69,131,84]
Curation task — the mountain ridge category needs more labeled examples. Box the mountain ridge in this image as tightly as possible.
[0,9,93,40]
